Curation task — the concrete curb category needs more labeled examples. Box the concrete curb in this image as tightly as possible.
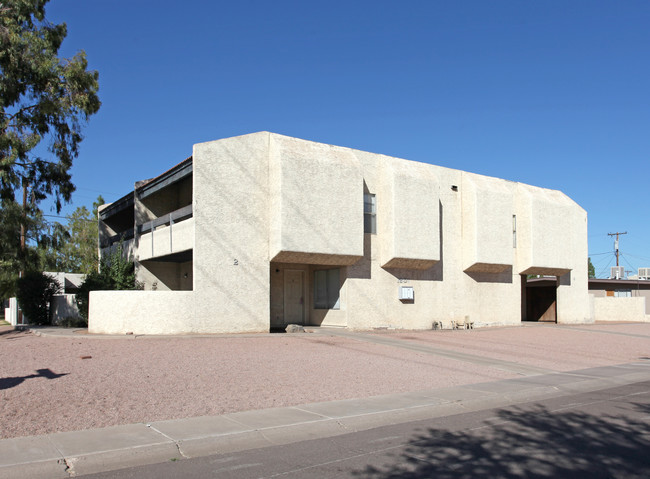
[2,361,649,478]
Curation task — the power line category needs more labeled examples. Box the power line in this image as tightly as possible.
[596,255,615,279]
[621,252,650,263]
[620,254,637,274]
[41,214,94,223]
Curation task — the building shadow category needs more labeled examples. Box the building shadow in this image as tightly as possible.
[0,369,69,390]
[351,393,650,478]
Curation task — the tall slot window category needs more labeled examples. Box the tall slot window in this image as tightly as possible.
[512,215,517,248]
[364,193,376,234]
[314,268,340,309]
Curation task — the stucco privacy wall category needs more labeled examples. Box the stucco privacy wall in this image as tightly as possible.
[192,133,270,333]
[593,296,648,322]
[89,291,194,334]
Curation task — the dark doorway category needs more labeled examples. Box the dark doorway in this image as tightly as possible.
[523,277,558,322]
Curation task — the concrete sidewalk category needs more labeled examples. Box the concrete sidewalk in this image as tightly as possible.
[2,360,649,479]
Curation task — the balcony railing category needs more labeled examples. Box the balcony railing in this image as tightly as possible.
[136,205,193,261]
[100,205,193,258]
[136,204,193,234]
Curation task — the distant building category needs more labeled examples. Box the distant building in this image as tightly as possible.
[589,278,650,316]
[90,132,590,334]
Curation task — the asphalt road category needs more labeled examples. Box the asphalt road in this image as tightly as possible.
[79,380,650,479]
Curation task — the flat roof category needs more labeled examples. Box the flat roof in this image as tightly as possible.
[136,156,192,200]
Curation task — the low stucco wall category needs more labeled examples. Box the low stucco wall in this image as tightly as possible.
[89,291,195,335]
[593,296,649,322]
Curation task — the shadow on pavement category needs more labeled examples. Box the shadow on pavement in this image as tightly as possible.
[0,368,69,390]
[352,399,650,478]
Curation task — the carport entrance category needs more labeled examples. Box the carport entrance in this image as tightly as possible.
[522,276,558,322]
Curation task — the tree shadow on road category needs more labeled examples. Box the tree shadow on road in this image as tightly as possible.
[0,368,68,390]
[352,398,650,478]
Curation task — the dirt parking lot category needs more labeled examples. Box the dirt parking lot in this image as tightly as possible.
[1,322,649,440]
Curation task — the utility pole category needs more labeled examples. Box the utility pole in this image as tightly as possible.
[607,231,627,267]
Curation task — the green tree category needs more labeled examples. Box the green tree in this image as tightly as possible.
[0,0,100,275]
[588,257,596,279]
[0,198,58,297]
[38,195,104,274]
[15,270,60,324]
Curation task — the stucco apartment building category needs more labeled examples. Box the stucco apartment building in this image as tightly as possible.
[90,132,590,334]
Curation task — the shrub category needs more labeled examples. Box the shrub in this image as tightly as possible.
[76,243,141,321]
[16,272,61,325]
[58,316,87,328]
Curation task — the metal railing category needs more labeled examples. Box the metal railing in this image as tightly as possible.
[99,204,192,250]
[136,204,193,257]
[136,204,192,234]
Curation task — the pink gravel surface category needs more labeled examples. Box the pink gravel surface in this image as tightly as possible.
[1,322,649,440]
[0,327,513,440]
[386,323,650,372]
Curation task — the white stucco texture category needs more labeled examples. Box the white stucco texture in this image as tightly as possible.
[380,158,440,269]
[89,291,195,335]
[593,297,649,323]
[192,132,270,333]
[269,134,364,265]
[91,132,594,334]
[517,185,585,276]
[461,173,514,273]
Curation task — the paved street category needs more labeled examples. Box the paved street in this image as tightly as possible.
[79,380,650,478]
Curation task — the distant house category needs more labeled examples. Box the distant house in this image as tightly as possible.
[45,272,85,324]
[90,132,590,335]
[4,272,85,326]
[589,278,650,322]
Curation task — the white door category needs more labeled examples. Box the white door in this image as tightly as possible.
[284,270,304,324]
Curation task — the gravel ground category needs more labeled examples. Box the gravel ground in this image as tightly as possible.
[1,322,649,440]
[386,323,650,372]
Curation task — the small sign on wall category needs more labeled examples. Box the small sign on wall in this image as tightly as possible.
[399,286,414,301]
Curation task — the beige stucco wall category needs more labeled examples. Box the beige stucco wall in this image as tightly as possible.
[461,173,514,273]
[192,132,270,333]
[593,296,648,322]
[344,163,523,330]
[89,291,195,334]
[268,134,364,265]
[516,185,580,276]
[90,131,591,334]
[379,158,440,269]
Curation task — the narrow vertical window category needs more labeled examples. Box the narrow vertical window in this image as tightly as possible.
[512,215,517,248]
[364,193,376,234]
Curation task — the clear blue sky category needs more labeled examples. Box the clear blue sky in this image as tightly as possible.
[45,0,649,278]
